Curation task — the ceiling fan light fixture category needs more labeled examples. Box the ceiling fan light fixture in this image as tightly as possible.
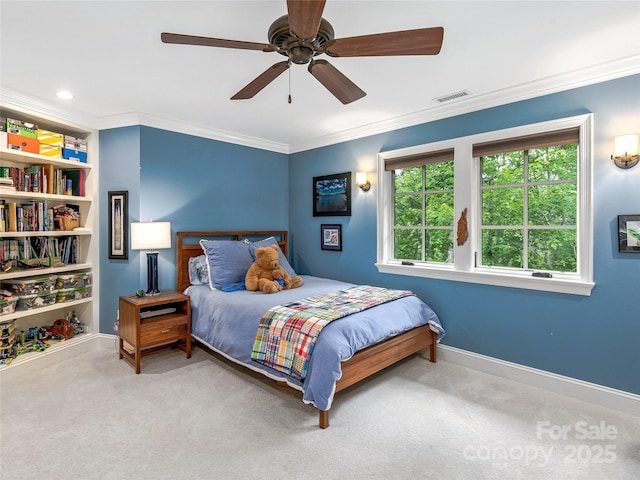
[289,45,314,64]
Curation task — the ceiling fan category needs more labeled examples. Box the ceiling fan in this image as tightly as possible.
[161,0,444,105]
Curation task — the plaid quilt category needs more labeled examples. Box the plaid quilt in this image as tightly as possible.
[251,285,414,381]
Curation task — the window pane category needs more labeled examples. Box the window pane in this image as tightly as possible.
[528,230,577,272]
[528,184,577,225]
[426,229,453,263]
[394,228,422,260]
[394,194,421,226]
[425,192,454,226]
[424,161,454,190]
[394,167,422,193]
[482,152,524,186]
[528,144,577,182]
[482,229,523,268]
[482,187,524,225]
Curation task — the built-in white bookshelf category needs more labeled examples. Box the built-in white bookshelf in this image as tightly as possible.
[0,105,99,374]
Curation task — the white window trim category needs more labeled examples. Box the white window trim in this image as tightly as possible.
[376,114,595,296]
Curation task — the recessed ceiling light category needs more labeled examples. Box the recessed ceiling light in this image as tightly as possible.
[56,90,74,100]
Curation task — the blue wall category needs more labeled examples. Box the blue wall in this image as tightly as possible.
[99,74,639,396]
[290,74,640,396]
[99,126,141,333]
[99,126,289,334]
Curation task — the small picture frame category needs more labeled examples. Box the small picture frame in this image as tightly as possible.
[108,191,128,260]
[618,214,640,252]
[313,172,351,217]
[321,224,342,251]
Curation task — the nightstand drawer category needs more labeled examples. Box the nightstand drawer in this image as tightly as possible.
[140,322,187,346]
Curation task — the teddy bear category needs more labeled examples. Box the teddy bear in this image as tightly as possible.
[245,244,303,294]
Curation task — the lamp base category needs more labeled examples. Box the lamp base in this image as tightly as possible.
[146,252,160,296]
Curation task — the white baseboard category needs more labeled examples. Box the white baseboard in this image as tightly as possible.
[439,344,640,418]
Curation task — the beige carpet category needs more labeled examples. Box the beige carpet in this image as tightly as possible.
[1,344,639,479]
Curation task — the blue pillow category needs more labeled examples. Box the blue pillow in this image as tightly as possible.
[199,240,254,290]
[246,237,297,278]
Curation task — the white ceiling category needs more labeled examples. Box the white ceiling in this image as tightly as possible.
[1,1,639,153]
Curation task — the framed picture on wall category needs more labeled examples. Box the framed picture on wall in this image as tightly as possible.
[313,172,351,216]
[321,224,342,251]
[618,214,640,252]
[108,190,129,259]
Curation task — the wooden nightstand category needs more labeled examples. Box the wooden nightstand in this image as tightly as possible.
[118,290,191,373]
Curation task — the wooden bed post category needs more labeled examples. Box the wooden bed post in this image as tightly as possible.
[429,329,437,363]
[319,410,329,429]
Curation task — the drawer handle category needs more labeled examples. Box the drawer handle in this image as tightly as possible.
[161,329,171,333]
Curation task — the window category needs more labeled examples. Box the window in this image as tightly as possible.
[376,114,594,296]
[386,148,455,263]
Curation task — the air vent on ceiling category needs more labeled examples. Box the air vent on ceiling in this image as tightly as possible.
[433,90,471,103]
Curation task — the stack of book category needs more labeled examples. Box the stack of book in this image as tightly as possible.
[0,177,15,194]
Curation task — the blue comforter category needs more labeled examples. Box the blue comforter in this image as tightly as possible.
[187,275,444,411]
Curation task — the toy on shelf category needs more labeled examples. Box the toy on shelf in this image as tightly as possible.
[14,327,50,356]
[45,319,74,340]
[67,310,85,335]
[0,319,17,365]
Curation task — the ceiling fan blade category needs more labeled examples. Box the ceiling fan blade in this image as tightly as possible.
[308,60,366,105]
[161,32,275,52]
[231,61,290,100]
[286,0,326,39]
[324,27,444,57]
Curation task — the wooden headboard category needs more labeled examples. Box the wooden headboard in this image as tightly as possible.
[176,231,288,293]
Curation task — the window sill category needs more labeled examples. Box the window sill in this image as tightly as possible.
[375,263,595,296]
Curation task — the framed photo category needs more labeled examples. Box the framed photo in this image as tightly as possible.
[321,224,342,251]
[618,214,640,252]
[313,172,351,217]
[108,191,128,259]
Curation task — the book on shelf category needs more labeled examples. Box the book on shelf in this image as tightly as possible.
[0,164,83,196]
[62,169,85,197]
[0,235,78,267]
[1,201,52,233]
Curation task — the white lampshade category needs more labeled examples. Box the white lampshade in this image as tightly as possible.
[614,135,639,157]
[131,222,171,250]
[356,172,368,185]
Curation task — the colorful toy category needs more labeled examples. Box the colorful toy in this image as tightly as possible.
[15,327,50,356]
[0,319,17,365]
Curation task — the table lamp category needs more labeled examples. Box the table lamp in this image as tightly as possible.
[131,221,171,295]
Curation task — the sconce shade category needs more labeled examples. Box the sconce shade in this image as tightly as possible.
[614,135,639,157]
[356,172,371,191]
[131,222,172,250]
[612,135,639,169]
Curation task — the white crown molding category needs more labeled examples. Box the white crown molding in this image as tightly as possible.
[97,112,290,154]
[288,54,640,153]
[439,345,640,418]
[0,87,98,131]
[4,55,639,154]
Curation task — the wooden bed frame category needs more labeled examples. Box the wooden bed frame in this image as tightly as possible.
[176,231,437,429]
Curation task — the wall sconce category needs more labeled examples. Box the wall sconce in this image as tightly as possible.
[131,221,172,295]
[611,134,639,169]
[356,172,371,191]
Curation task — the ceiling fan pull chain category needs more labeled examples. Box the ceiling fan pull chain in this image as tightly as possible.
[288,61,292,104]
